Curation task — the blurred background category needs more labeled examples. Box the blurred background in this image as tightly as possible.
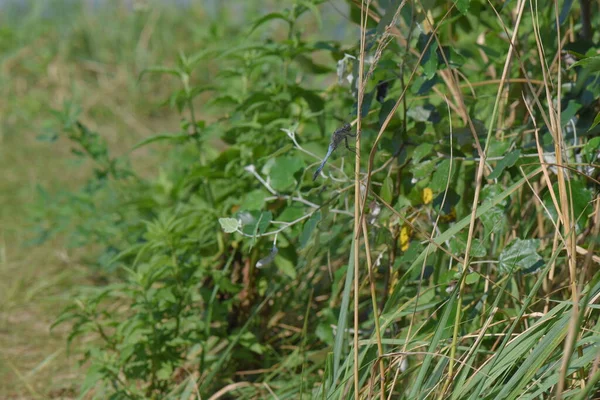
[0,1,348,397]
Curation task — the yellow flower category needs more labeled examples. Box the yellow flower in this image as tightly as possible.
[422,187,433,205]
[400,225,412,251]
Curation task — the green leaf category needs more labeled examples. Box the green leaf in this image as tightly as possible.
[560,100,581,125]
[449,234,486,258]
[543,180,592,230]
[381,176,394,204]
[138,66,181,81]
[430,159,453,192]
[465,272,480,285]
[570,54,600,72]
[498,238,543,274]
[413,143,433,163]
[481,205,508,236]
[219,218,241,233]
[269,156,305,192]
[249,12,289,34]
[454,0,471,14]
[240,190,268,210]
[583,136,600,158]
[488,149,521,180]
[588,112,600,132]
[275,255,297,279]
[300,211,321,249]
[289,85,325,112]
[486,137,510,158]
[131,133,190,151]
[236,211,273,236]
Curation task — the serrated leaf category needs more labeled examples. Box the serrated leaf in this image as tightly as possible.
[488,149,521,180]
[219,218,241,233]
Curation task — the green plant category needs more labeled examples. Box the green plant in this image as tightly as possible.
[29,0,600,399]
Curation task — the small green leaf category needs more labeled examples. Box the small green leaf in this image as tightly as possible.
[588,112,600,132]
[300,211,321,248]
[219,218,241,233]
[583,136,600,159]
[465,272,480,285]
[381,176,394,204]
[249,12,289,34]
[488,149,521,180]
[275,256,297,279]
[236,211,273,236]
[454,0,471,14]
[131,133,190,151]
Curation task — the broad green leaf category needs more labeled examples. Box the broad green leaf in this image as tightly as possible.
[240,190,268,210]
[486,137,510,158]
[269,156,305,192]
[488,149,521,180]
[413,142,433,163]
[498,238,542,274]
[481,205,508,236]
[430,158,453,192]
